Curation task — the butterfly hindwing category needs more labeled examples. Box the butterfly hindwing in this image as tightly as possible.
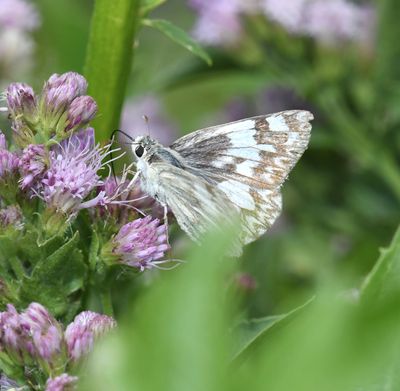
[145,162,242,252]
[170,110,313,246]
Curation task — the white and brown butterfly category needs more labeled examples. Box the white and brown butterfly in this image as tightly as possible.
[128,110,313,256]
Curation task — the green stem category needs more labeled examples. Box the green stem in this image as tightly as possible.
[101,287,114,317]
[84,0,142,143]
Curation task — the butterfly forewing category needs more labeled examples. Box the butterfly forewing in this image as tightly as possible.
[170,110,313,247]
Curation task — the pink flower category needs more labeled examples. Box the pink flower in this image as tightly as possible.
[262,0,308,33]
[0,205,23,229]
[0,131,19,180]
[189,0,243,46]
[66,95,97,132]
[0,0,40,31]
[18,303,63,362]
[19,143,47,189]
[304,0,374,44]
[0,303,63,366]
[110,216,170,271]
[64,311,116,362]
[262,0,376,45]
[45,374,78,391]
[40,129,106,214]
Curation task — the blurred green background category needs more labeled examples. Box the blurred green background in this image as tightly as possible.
[15,0,397,318]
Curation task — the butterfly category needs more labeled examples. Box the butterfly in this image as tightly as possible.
[128,110,313,256]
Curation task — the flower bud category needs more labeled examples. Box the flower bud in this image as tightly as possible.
[11,120,35,148]
[46,72,87,94]
[0,304,26,365]
[40,72,89,139]
[103,216,170,271]
[45,374,78,391]
[19,303,63,363]
[0,205,23,230]
[6,82,37,126]
[64,311,116,362]
[235,273,257,292]
[0,374,20,390]
[0,148,20,178]
[64,96,97,135]
[0,132,20,202]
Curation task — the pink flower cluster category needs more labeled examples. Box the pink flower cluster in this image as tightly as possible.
[0,72,171,271]
[189,0,375,47]
[0,302,116,390]
[6,72,97,147]
[110,216,170,271]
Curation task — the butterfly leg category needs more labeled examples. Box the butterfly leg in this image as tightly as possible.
[162,203,170,248]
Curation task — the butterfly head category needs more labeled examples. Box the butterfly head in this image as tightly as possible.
[131,135,159,161]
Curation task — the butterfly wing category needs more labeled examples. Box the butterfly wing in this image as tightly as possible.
[170,110,313,246]
[148,162,243,254]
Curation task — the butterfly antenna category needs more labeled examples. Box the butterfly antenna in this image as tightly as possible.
[143,115,150,137]
[109,129,136,186]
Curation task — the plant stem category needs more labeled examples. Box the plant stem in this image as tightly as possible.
[101,288,114,317]
[84,0,142,143]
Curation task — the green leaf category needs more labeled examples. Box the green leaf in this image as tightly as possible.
[142,19,212,66]
[140,0,166,15]
[232,298,313,361]
[20,232,87,316]
[232,315,284,359]
[84,0,142,142]
[81,226,237,391]
[360,225,400,304]
[0,233,18,261]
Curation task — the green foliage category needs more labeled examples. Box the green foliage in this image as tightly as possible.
[361,225,400,304]
[81,225,400,391]
[142,19,212,65]
[84,0,142,142]
[139,0,166,16]
[376,0,400,92]
[232,298,313,361]
[20,232,87,316]
[81,229,236,391]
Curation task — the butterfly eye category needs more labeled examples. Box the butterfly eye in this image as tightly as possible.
[135,145,145,158]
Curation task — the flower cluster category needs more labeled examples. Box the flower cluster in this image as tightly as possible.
[6,71,97,147]
[41,128,106,216]
[0,205,23,230]
[0,71,174,390]
[189,0,245,46]
[0,0,40,84]
[46,374,78,391]
[102,215,170,271]
[0,302,115,390]
[0,72,171,271]
[189,0,375,47]
[263,0,375,44]
[65,311,116,361]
